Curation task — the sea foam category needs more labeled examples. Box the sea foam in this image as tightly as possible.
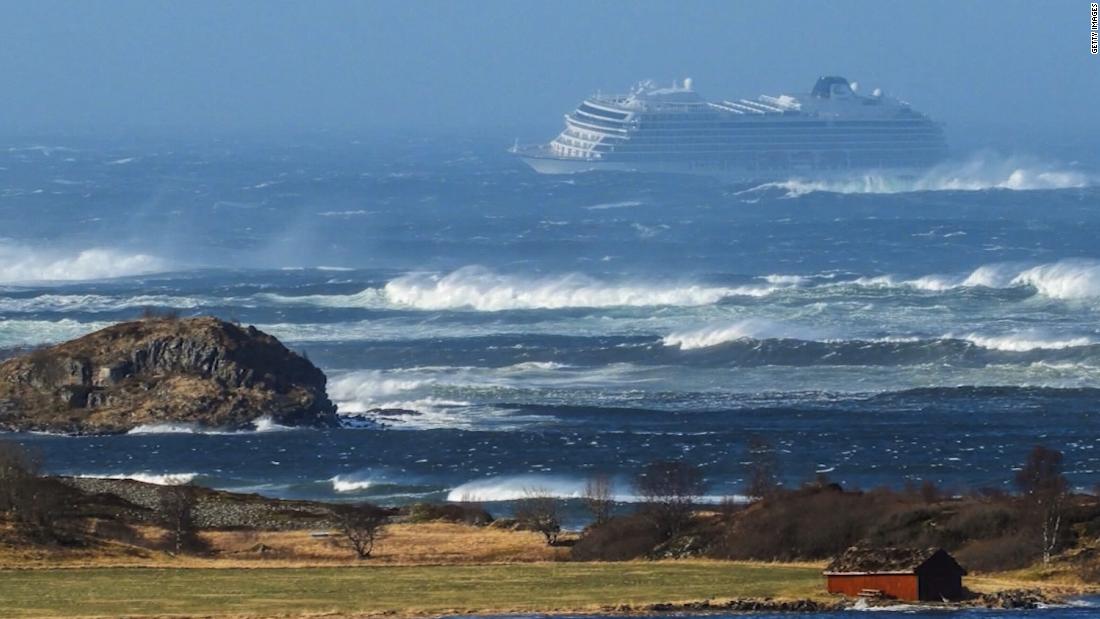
[0,243,168,284]
[662,319,820,350]
[381,266,746,311]
[960,332,1097,352]
[446,474,747,504]
[741,153,1092,198]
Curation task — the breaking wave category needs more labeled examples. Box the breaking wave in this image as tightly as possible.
[446,474,746,504]
[844,260,1100,300]
[739,151,1091,195]
[0,319,110,349]
[331,474,373,493]
[742,153,1092,198]
[958,332,1097,352]
[381,266,760,311]
[1011,261,1100,300]
[0,243,168,284]
[256,260,1100,315]
[662,319,823,350]
[0,293,209,313]
[126,416,294,435]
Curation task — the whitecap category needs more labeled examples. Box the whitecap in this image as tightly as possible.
[662,319,822,350]
[446,474,748,504]
[331,474,373,493]
[382,266,742,311]
[0,243,168,284]
[739,152,1092,197]
[959,332,1096,352]
[1011,260,1100,300]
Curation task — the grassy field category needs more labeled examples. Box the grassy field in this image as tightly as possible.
[0,561,825,618]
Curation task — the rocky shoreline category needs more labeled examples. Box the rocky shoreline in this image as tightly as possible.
[0,317,338,434]
[61,476,349,530]
[602,588,1068,614]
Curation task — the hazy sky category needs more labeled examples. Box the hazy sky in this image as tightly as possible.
[1,1,1096,138]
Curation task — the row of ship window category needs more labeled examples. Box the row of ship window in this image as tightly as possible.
[572,110,933,128]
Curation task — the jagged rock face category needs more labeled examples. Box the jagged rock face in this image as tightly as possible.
[0,317,338,434]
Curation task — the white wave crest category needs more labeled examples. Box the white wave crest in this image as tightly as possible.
[252,416,294,432]
[662,319,820,350]
[960,332,1097,352]
[331,474,373,493]
[446,474,747,504]
[447,475,585,502]
[843,260,1100,299]
[0,243,168,284]
[79,472,198,486]
[0,319,111,349]
[0,293,208,313]
[742,153,1092,198]
[1011,261,1100,300]
[127,422,202,434]
[382,266,745,311]
[126,417,293,435]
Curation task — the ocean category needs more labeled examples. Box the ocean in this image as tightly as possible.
[2,135,1099,515]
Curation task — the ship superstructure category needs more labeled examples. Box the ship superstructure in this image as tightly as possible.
[513,76,947,180]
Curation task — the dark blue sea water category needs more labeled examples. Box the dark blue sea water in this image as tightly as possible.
[2,136,1100,512]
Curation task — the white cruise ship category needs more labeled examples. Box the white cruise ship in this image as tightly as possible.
[513,76,947,181]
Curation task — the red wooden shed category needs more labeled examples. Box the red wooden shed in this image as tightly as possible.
[824,546,967,601]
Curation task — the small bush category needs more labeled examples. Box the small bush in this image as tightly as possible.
[404,502,493,526]
[955,532,1040,572]
[570,514,664,561]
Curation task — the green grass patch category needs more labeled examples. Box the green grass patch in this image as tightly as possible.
[0,562,824,617]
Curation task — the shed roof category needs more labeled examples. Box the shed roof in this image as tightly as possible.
[824,545,963,575]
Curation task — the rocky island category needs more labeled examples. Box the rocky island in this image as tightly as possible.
[0,316,338,434]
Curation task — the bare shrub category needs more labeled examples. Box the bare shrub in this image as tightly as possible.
[634,460,705,540]
[1015,445,1069,564]
[0,440,40,513]
[405,502,492,525]
[570,514,664,561]
[582,473,615,528]
[954,532,1039,572]
[514,488,562,545]
[717,495,742,520]
[919,480,941,504]
[716,485,888,561]
[159,485,205,555]
[0,440,68,541]
[139,307,180,321]
[335,504,389,559]
[744,435,780,499]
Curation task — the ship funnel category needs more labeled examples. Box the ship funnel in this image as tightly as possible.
[683,77,693,90]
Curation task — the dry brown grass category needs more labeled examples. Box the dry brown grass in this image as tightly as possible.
[0,521,571,569]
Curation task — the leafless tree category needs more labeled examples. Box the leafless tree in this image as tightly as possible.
[744,435,780,499]
[159,485,202,555]
[583,473,615,527]
[0,440,40,513]
[0,440,66,541]
[336,505,389,559]
[634,460,705,540]
[1015,445,1069,564]
[515,488,562,545]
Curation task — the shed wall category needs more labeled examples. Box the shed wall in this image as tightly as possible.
[825,574,919,601]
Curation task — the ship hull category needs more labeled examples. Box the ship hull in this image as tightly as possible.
[516,153,930,183]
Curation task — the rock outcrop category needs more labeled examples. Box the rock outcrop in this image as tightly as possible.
[0,316,338,434]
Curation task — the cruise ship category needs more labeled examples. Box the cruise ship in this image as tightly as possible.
[512,76,947,181]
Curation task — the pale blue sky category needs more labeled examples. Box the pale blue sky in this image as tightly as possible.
[0,1,1095,137]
